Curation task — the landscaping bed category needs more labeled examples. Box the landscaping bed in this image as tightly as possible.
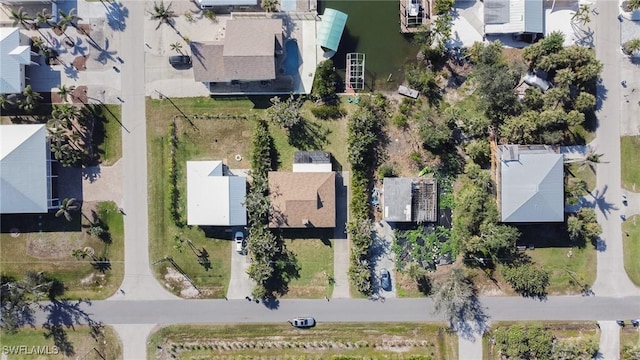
[148,323,457,359]
[0,324,122,360]
[0,201,124,299]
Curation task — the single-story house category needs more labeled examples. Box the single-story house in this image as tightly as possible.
[497,144,564,222]
[292,151,332,173]
[0,124,56,214]
[191,18,283,86]
[382,177,437,223]
[186,160,247,226]
[484,0,544,36]
[0,27,38,94]
[268,171,336,228]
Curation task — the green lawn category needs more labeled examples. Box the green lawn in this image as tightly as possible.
[148,323,458,359]
[621,326,640,359]
[0,201,124,299]
[281,237,334,298]
[95,104,123,166]
[0,324,121,359]
[147,97,260,298]
[483,321,600,360]
[517,224,596,295]
[568,162,597,193]
[623,215,640,286]
[621,136,640,191]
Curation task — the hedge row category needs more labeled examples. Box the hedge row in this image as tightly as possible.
[166,121,184,227]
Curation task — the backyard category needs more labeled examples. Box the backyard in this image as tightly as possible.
[0,201,124,299]
[622,215,640,286]
[147,323,458,359]
[0,324,122,360]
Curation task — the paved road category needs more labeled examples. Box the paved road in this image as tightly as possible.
[112,1,177,301]
[591,0,640,297]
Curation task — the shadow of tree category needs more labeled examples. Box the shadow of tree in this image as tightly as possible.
[197,248,211,271]
[41,299,103,357]
[104,1,129,31]
[451,295,489,342]
[90,257,111,273]
[43,323,74,356]
[287,120,329,150]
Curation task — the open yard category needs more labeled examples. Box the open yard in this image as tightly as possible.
[621,136,640,191]
[621,326,640,359]
[0,324,122,359]
[483,321,600,360]
[0,201,124,299]
[568,162,597,193]
[94,104,123,165]
[148,323,458,359]
[623,215,640,286]
[281,237,334,298]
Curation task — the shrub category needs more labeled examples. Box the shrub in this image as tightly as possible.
[378,163,398,179]
[434,0,454,14]
[312,59,337,103]
[502,264,550,298]
[311,105,343,119]
[392,113,408,128]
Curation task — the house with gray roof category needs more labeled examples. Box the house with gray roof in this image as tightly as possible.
[191,18,288,92]
[497,145,564,223]
[484,0,544,36]
[382,177,437,223]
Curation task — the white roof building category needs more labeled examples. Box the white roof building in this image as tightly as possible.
[484,0,544,35]
[0,124,54,214]
[186,161,247,226]
[498,145,564,222]
[0,27,37,94]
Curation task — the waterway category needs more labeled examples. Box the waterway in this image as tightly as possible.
[318,0,419,91]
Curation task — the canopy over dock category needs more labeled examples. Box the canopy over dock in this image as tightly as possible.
[317,8,348,52]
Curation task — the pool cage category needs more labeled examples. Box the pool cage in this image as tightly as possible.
[345,53,365,91]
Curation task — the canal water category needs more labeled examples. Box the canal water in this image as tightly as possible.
[319,0,419,91]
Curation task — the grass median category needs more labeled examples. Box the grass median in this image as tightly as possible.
[148,323,458,359]
[622,215,640,286]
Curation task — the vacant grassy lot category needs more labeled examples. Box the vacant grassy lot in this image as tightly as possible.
[622,136,640,191]
[0,201,124,299]
[518,223,596,295]
[483,321,600,360]
[0,324,122,359]
[623,215,640,286]
[621,326,640,359]
[281,237,334,298]
[148,323,457,359]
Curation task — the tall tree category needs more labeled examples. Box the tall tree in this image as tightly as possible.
[0,94,16,110]
[1,272,57,333]
[18,85,42,112]
[9,7,33,29]
[34,8,53,28]
[623,38,640,56]
[56,84,76,103]
[57,8,82,29]
[266,95,304,132]
[432,267,482,330]
[169,41,183,54]
[148,1,177,30]
[261,0,278,12]
[56,198,79,221]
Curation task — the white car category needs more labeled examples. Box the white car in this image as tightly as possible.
[234,231,245,254]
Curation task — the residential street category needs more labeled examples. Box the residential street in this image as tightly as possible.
[591,0,640,297]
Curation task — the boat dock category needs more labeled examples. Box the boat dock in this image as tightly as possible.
[400,0,431,33]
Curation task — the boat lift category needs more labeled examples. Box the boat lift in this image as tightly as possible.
[345,53,365,92]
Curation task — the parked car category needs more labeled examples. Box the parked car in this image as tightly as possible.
[234,231,245,254]
[380,268,391,291]
[169,55,191,67]
[288,317,316,328]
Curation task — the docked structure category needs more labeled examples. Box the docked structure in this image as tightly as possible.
[400,0,431,33]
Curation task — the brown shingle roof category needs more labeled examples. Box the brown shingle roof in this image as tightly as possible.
[191,41,225,82]
[268,172,336,228]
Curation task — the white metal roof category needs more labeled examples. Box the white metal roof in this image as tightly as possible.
[186,161,247,226]
[500,147,564,222]
[484,0,543,35]
[0,124,49,213]
[0,27,31,94]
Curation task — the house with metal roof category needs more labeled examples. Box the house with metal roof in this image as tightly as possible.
[484,0,544,36]
[382,177,437,223]
[268,171,336,228]
[186,161,247,226]
[497,145,564,223]
[0,124,56,214]
[191,18,284,88]
[0,27,38,94]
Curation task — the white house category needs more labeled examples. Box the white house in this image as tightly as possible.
[0,124,56,214]
[186,161,247,226]
[498,145,564,222]
[0,27,38,94]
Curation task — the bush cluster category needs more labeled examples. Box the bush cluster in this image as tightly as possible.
[166,121,184,227]
[310,105,344,120]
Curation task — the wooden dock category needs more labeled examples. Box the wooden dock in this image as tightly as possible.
[400,0,431,33]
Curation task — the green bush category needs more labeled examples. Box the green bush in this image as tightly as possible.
[502,264,550,298]
[434,0,454,15]
[312,59,337,103]
[392,113,408,128]
[311,105,343,119]
[378,163,398,179]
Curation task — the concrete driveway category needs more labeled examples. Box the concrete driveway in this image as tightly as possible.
[226,239,254,300]
[597,321,620,360]
[372,220,398,299]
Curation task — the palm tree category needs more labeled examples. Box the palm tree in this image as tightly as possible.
[571,4,591,25]
[625,0,640,11]
[18,85,42,112]
[56,84,76,103]
[56,198,79,221]
[148,1,177,30]
[169,41,183,54]
[261,0,278,12]
[9,7,33,29]
[57,8,82,29]
[0,94,16,110]
[624,38,640,56]
[34,8,53,28]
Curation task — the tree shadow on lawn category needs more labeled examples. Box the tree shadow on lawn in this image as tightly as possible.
[41,298,103,357]
[288,120,329,151]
